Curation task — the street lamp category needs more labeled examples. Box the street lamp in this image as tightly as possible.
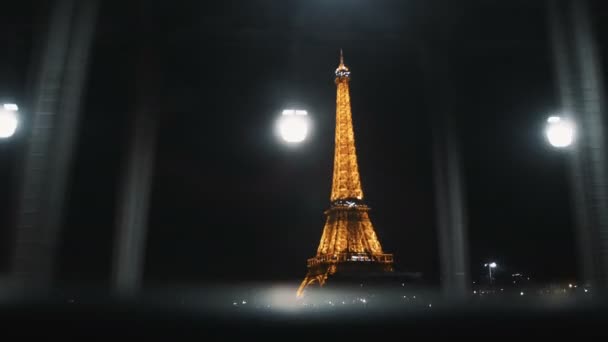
[484,262,497,285]
[276,109,310,144]
[545,115,575,148]
[0,103,19,139]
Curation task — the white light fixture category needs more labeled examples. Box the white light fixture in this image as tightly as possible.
[276,109,310,144]
[3,103,18,111]
[0,104,19,138]
[545,115,575,148]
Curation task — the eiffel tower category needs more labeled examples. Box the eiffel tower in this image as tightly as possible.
[297,51,393,297]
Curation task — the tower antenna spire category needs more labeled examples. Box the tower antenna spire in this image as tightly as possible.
[335,48,350,78]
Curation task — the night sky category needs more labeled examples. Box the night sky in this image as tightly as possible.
[1,0,608,288]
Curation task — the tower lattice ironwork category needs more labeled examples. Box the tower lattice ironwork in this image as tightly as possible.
[297,51,393,297]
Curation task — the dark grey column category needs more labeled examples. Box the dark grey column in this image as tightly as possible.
[420,45,470,299]
[11,0,98,289]
[433,109,470,299]
[112,48,160,295]
[548,0,608,290]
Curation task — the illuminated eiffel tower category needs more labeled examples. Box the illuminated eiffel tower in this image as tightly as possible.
[297,51,393,297]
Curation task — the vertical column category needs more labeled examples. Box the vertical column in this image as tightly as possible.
[112,46,160,295]
[11,0,98,290]
[548,0,608,290]
[420,44,470,299]
[432,94,470,299]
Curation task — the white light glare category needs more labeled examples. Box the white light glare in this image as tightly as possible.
[489,262,497,268]
[545,115,575,148]
[277,109,309,143]
[3,103,18,111]
[0,107,18,138]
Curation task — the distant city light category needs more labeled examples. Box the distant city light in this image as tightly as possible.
[520,292,525,296]
[0,105,19,138]
[569,284,573,288]
[584,289,588,293]
[276,109,310,143]
[545,115,575,148]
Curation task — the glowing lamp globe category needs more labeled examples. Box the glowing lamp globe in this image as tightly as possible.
[277,109,309,143]
[545,116,574,148]
[0,104,19,138]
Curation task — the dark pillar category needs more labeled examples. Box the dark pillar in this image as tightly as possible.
[420,45,470,299]
[432,106,470,299]
[548,0,608,290]
[112,47,160,295]
[11,0,98,290]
